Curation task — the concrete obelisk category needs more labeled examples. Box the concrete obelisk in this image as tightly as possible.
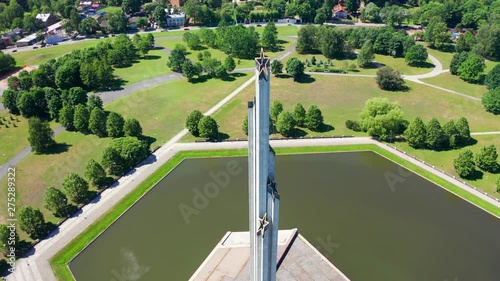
[248,49,280,281]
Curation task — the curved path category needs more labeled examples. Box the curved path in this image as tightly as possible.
[7,136,500,281]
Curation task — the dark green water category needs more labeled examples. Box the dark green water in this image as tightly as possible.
[69,152,500,281]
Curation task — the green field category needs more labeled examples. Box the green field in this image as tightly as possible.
[98,6,122,13]
[155,37,296,69]
[153,24,299,39]
[393,134,500,198]
[186,74,500,140]
[0,112,29,164]
[426,47,454,68]
[0,74,251,230]
[112,48,172,85]
[50,144,500,281]
[282,52,434,75]
[422,72,488,99]
[11,40,102,66]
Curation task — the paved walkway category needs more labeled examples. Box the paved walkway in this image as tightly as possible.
[6,136,500,281]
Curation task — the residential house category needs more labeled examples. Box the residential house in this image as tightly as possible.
[333,0,348,19]
[0,37,13,48]
[16,33,37,47]
[36,14,58,27]
[166,13,185,27]
[4,28,23,41]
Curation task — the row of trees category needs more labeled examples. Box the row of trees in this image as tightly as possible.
[186,110,219,140]
[404,117,472,151]
[454,145,499,179]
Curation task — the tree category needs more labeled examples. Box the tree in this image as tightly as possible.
[87,94,103,111]
[153,5,166,25]
[106,112,125,138]
[181,60,200,82]
[55,60,81,90]
[305,105,324,131]
[276,111,296,137]
[84,159,107,187]
[261,21,278,50]
[62,173,89,204]
[425,17,451,50]
[0,224,19,254]
[28,117,55,154]
[89,107,107,137]
[2,89,19,114]
[124,118,142,137]
[242,115,248,135]
[48,95,62,120]
[122,0,141,14]
[317,26,346,59]
[426,118,449,150]
[404,117,427,149]
[405,44,428,66]
[224,56,236,73]
[485,64,500,90]
[16,89,47,118]
[457,54,485,83]
[59,105,75,130]
[186,110,204,136]
[183,32,202,50]
[472,21,500,61]
[293,103,306,127]
[270,100,283,122]
[198,116,219,140]
[454,149,476,178]
[450,52,470,75]
[286,58,305,81]
[360,97,406,140]
[136,36,153,57]
[0,52,16,74]
[18,206,47,240]
[167,44,187,73]
[107,11,128,34]
[376,67,406,91]
[108,137,148,167]
[357,40,375,68]
[73,104,90,133]
[456,30,475,53]
[360,2,381,23]
[296,25,318,54]
[442,119,460,148]
[476,145,499,173]
[137,17,148,30]
[455,117,472,145]
[271,60,283,76]
[44,187,69,217]
[79,17,100,35]
[101,147,126,176]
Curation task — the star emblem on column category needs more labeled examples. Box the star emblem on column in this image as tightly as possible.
[257,213,270,237]
[255,48,270,77]
[267,177,280,200]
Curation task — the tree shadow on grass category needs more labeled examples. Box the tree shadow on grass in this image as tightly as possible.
[140,135,157,149]
[44,142,71,155]
[464,170,484,181]
[289,128,307,138]
[275,73,291,79]
[189,75,210,84]
[317,123,335,133]
[143,54,161,60]
[106,78,128,91]
[216,132,230,141]
[296,74,316,84]
[410,61,435,69]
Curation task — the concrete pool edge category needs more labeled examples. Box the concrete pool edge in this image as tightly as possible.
[10,139,499,281]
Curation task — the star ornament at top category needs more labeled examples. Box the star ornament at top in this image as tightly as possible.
[255,48,270,77]
[257,212,270,237]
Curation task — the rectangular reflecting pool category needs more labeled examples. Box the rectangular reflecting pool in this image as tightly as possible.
[69,152,500,281]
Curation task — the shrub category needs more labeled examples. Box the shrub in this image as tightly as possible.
[345,120,361,132]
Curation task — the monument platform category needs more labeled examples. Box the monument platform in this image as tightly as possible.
[190,229,350,281]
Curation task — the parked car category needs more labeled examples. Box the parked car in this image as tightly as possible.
[184,27,190,30]
[12,49,17,53]
[257,24,262,27]
[41,43,46,47]
[33,46,38,49]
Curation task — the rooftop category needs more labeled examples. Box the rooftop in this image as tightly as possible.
[36,13,53,22]
[190,229,350,281]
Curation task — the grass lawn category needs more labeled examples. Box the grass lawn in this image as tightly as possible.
[98,6,122,13]
[282,52,434,75]
[422,72,488,99]
[11,40,102,66]
[392,134,500,199]
[254,25,299,36]
[50,144,500,281]
[155,38,295,69]
[426,47,454,68]
[186,74,500,141]
[113,49,171,85]
[0,73,251,229]
[0,112,29,165]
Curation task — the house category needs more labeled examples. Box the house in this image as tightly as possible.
[166,13,185,27]
[36,14,58,27]
[166,0,183,7]
[16,33,37,47]
[0,37,13,48]
[333,0,348,19]
[4,28,23,40]
[128,16,140,29]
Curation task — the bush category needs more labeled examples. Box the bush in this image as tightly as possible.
[482,88,500,114]
[345,120,361,132]
[376,67,406,91]
[484,64,500,90]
